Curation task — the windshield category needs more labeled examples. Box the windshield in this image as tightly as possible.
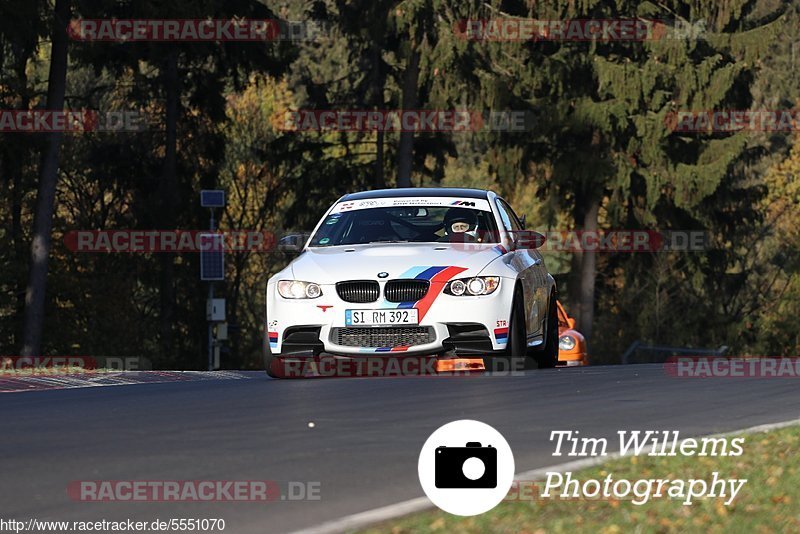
[309,205,500,246]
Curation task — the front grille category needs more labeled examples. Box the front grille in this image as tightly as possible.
[336,280,380,303]
[331,327,435,348]
[384,280,429,302]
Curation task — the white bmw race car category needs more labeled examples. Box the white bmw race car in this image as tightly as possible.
[264,188,558,377]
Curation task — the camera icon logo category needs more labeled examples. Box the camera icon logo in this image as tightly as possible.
[435,442,497,488]
[418,420,514,516]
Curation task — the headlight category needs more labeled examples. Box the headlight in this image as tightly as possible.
[467,277,485,295]
[277,280,322,299]
[559,335,576,351]
[445,277,500,296]
[450,279,466,296]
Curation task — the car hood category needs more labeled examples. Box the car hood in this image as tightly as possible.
[287,243,505,283]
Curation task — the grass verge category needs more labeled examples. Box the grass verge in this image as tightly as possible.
[366,425,800,533]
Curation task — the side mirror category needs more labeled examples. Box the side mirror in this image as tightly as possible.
[509,232,521,251]
[520,214,527,230]
[509,230,546,250]
[529,231,545,249]
[567,317,576,329]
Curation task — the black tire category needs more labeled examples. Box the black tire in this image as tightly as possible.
[264,347,283,379]
[263,326,307,379]
[263,325,282,378]
[533,293,558,369]
[484,288,527,373]
[265,349,309,379]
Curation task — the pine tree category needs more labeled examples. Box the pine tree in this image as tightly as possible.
[457,0,788,345]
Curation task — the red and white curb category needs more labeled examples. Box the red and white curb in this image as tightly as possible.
[0,370,257,393]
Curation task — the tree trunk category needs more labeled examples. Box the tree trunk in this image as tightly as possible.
[567,192,584,313]
[21,0,70,357]
[158,49,179,360]
[568,252,582,311]
[370,44,385,189]
[375,130,385,188]
[396,44,420,188]
[577,197,600,341]
[11,45,32,342]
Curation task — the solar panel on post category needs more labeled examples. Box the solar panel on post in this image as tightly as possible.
[200,233,225,281]
[200,190,225,208]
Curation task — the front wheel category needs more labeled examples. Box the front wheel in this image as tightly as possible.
[265,350,312,379]
[264,348,285,378]
[484,289,528,373]
[263,327,308,379]
[533,293,558,369]
[263,327,284,378]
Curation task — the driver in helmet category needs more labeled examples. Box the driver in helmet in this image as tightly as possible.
[441,207,481,242]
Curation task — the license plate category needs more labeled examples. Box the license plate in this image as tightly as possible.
[345,309,419,326]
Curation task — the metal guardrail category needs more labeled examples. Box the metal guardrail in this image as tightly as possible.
[621,341,729,365]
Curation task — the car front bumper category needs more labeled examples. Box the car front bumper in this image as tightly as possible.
[266,279,516,357]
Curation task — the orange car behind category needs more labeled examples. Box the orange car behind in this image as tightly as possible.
[557,301,588,366]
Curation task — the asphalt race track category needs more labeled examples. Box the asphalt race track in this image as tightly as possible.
[3,364,799,533]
